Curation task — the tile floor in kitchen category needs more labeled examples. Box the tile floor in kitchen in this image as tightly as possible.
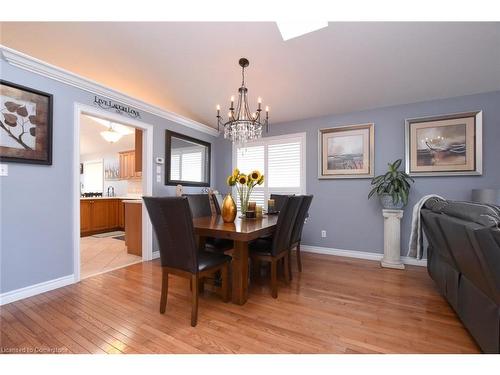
[80,234,142,279]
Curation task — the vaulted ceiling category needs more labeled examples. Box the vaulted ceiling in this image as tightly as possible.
[1,22,499,127]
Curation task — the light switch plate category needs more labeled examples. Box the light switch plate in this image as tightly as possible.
[156,166,162,174]
[156,174,161,183]
[0,164,8,176]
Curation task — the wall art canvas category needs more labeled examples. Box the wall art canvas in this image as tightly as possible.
[405,111,482,176]
[318,123,374,179]
[0,80,53,164]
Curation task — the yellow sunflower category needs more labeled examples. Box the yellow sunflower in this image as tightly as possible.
[257,175,265,185]
[250,170,261,181]
[232,168,240,178]
[238,174,248,185]
[226,175,236,186]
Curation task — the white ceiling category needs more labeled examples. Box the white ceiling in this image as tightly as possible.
[80,114,135,156]
[1,22,499,127]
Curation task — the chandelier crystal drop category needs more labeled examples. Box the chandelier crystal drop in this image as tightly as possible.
[216,58,269,145]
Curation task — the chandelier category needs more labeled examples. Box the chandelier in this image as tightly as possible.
[216,58,269,145]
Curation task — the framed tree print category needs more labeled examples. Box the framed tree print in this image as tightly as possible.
[405,111,482,176]
[318,123,374,179]
[0,80,53,165]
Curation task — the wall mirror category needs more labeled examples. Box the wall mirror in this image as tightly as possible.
[165,130,211,186]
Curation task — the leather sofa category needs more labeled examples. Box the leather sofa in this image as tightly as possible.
[420,198,500,353]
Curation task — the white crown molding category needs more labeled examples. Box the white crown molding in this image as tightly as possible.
[0,274,75,306]
[300,245,427,267]
[0,45,219,137]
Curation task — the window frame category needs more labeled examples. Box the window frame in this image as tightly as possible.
[231,132,307,208]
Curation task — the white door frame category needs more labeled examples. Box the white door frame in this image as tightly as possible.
[73,103,154,282]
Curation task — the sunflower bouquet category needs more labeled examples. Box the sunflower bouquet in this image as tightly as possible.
[226,168,265,214]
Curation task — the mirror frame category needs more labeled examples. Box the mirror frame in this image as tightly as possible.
[165,130,211,187]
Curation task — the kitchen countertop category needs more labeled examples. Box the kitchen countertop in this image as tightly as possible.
[122,200,142,204]
[80,196,142,200]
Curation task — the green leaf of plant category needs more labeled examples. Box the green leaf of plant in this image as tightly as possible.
[393,159,402,170]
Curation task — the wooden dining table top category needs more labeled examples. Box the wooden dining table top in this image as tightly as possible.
[193,214,278,242]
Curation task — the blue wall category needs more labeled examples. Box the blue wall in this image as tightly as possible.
[0,60,218,294]
[215,91,500,256]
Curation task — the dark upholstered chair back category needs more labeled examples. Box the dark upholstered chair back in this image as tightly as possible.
[211,193,223,215]
[290,195,313,244]
[270,194,293,212]
[143,197,198,273]
[183,194,212,218]
[271,196,303,256]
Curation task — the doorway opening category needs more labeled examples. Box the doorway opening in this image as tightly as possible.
[73,103,153,281]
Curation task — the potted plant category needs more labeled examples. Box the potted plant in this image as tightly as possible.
[368,159,414,209]
[226,168,265,215]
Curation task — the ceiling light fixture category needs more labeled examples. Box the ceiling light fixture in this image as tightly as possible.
[216,58,269,146]
[276,21,328,41]
[100,125,123,143]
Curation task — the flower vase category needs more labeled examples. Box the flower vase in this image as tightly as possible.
[221,193,237,223]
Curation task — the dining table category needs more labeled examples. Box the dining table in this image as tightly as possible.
[193,214,278,305]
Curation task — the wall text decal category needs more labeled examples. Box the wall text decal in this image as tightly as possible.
[93,96,141,118]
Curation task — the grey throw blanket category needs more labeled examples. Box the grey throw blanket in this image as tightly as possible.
[407,194,444,259]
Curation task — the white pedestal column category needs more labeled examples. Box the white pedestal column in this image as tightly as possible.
[381,209,405,270]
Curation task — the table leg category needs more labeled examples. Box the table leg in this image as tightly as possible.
[197,235,206,251]
[231,240,249,305]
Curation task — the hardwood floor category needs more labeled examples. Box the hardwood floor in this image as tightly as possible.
[0,252,480,354]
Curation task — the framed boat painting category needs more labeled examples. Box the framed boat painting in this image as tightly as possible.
[0,80,53,165]
[405,111,482,176]
[318,123,374,179]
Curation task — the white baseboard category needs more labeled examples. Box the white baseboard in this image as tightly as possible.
[152,251,160,259]
[0,274,75,306]
[300,245,427,267]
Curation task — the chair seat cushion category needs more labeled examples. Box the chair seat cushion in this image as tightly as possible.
[205,237,234,252]
[198,250,231,272]
[249,238,273,255]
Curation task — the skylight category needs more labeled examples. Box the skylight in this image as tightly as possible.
[276,21,328,41]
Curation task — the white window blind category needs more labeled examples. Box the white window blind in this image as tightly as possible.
[171,154,181,180]
[171,149,204,182]
[233,133,306,210]
[181,151,203,182]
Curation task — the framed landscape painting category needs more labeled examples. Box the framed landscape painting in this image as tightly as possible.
[405,111,482,176]
[0,80,53,165]
[318,123,374,179]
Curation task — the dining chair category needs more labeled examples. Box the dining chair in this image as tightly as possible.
[289,195,313,273]
[249,195,303,298]
[211,193,223,215]
[183,194,233,253]
[270,193,293,212]
[143,196,231,327]
[183,194,212,217]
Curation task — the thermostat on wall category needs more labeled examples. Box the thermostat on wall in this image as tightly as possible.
[155,157,164,164]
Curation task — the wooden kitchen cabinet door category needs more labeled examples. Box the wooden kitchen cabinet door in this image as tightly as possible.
[118,200,125,229]
[107,199,119,229]
[80,200,92,235]
[91,200,109,232]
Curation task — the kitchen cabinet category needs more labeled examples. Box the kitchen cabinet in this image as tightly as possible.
[119,150,141,179]
[118,200,125,229]
[80,200,92,233]
[124,201,142,256]
[80,198,125,236]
